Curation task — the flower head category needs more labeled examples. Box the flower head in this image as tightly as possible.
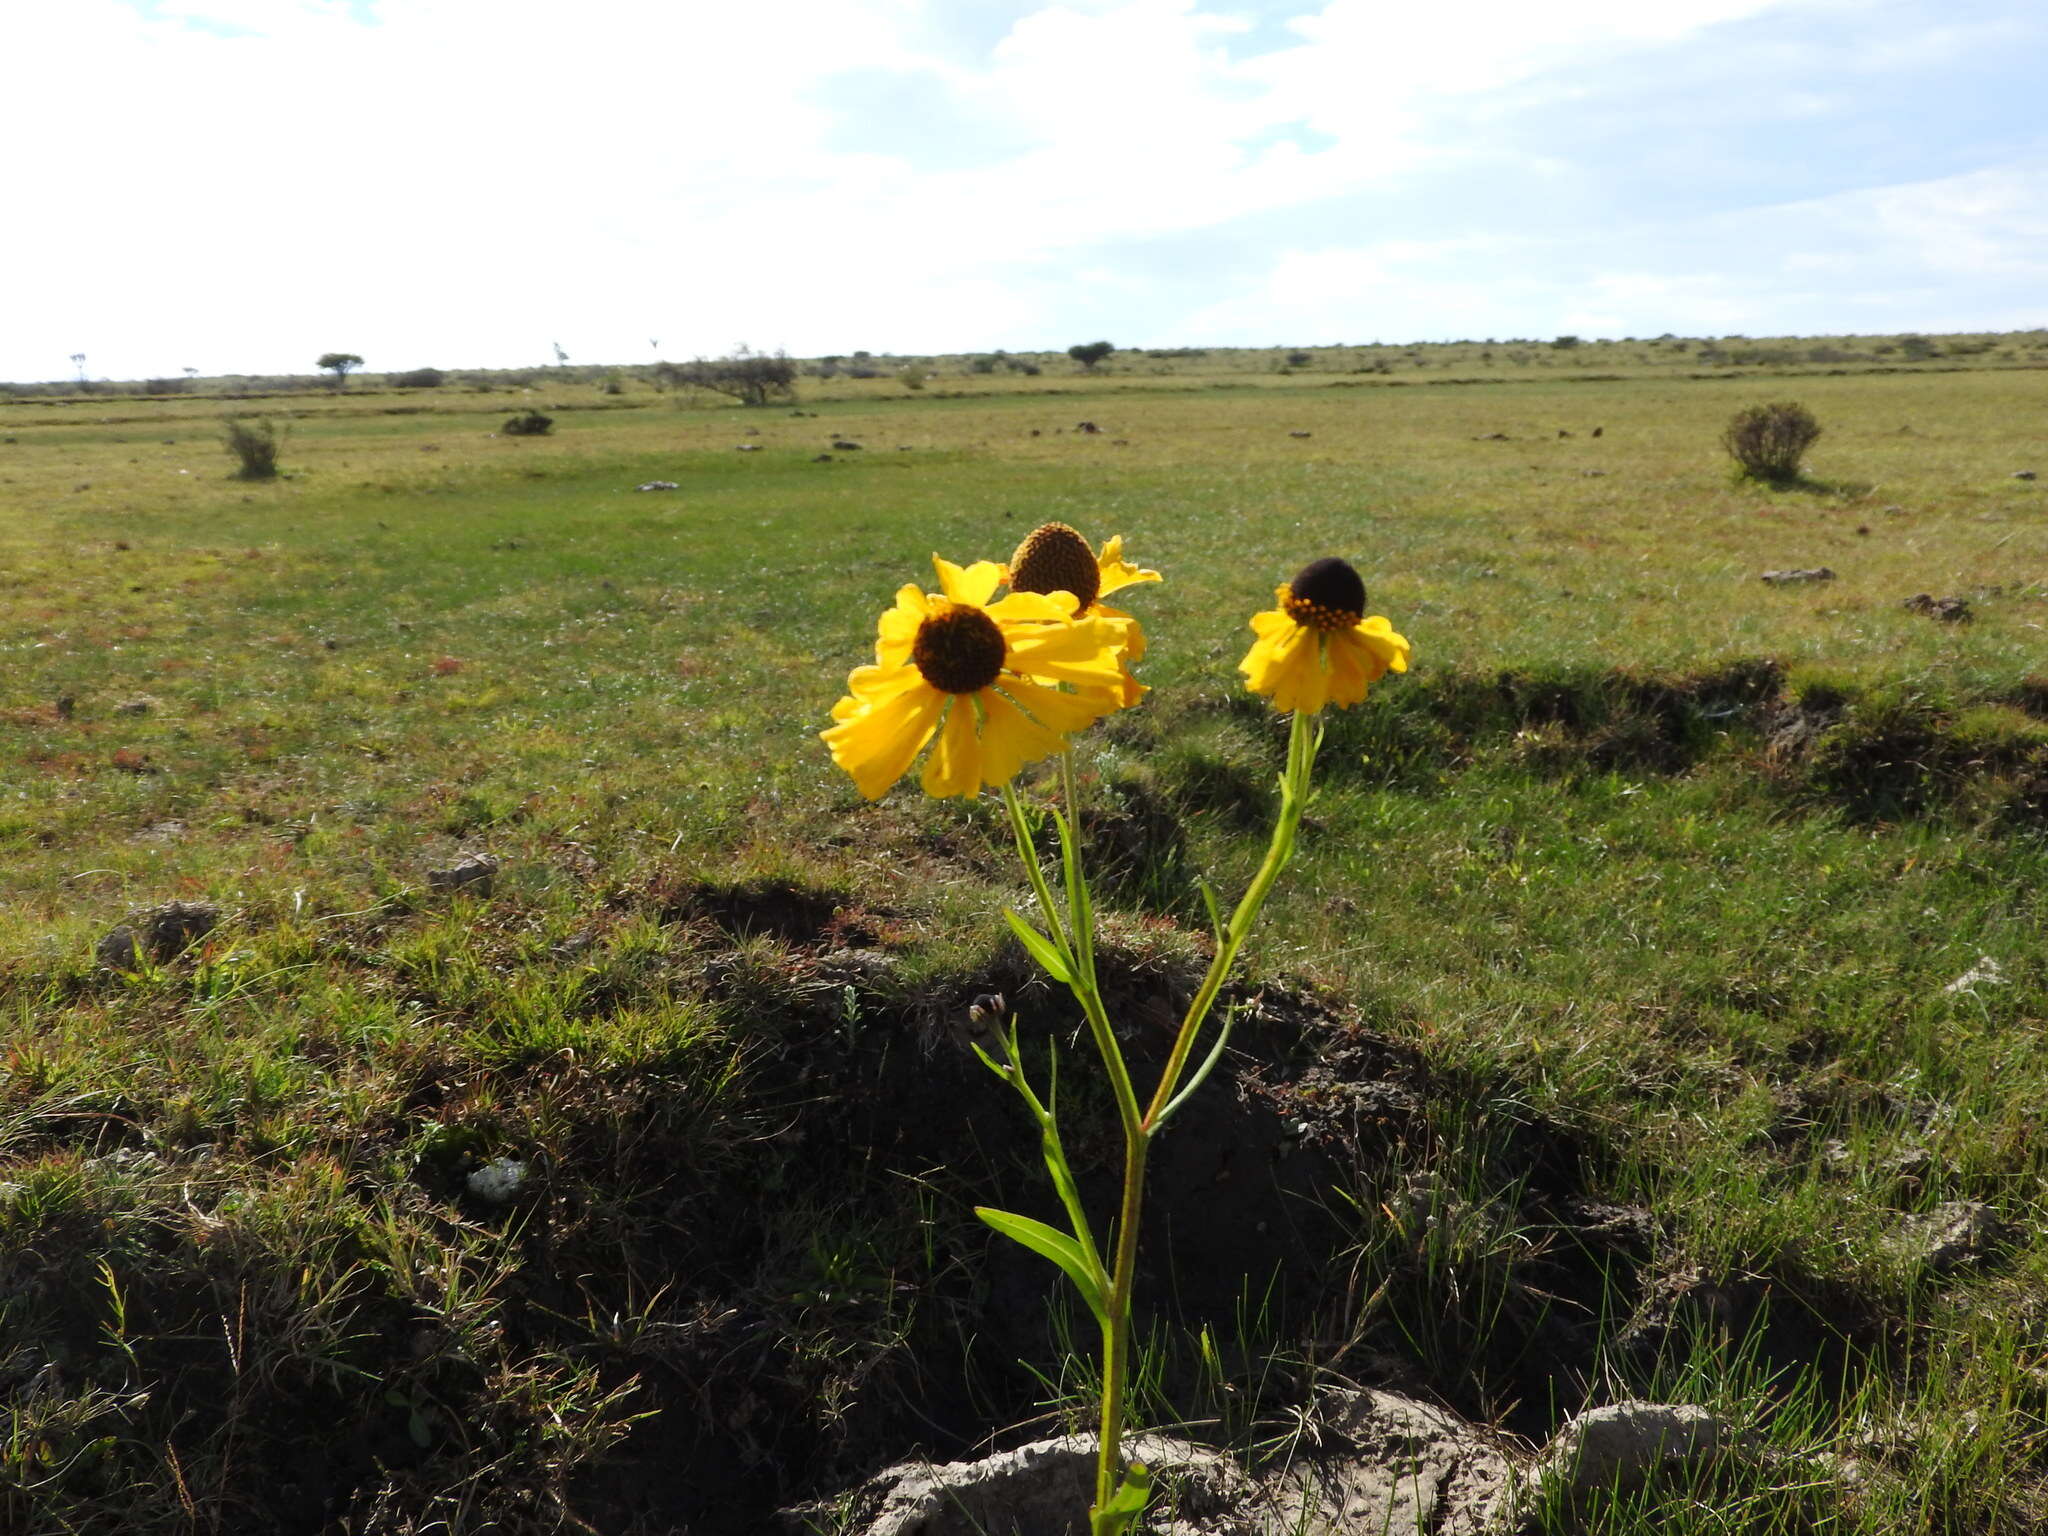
[1005,522,1160,705]
[1239,557,1410,715]
[823,556,1128,799]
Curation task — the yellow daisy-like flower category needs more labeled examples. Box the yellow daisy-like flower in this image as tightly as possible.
[823,556,1128,800]
[1239,557,1411,715]
[1004,522,1161,707]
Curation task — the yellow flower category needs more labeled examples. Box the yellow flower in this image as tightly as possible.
[823,556,1128,800]
[1239,557,1410,715]
[1004,523,1161,707]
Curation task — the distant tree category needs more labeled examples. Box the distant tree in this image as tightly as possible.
[70,352,86,381]
[655,346,798,407]
[1550,335,1582,349]
[552,342,570,367]
[1067,340,1114,372]
[317,352,363,390]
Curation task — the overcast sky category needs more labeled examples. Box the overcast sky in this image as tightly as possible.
[8,0,2045,381]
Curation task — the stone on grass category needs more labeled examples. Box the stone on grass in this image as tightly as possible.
[799,1432,1254,1536]
[789,1389,1517,1536]
[1894,1200,2007,1273]
[98,900,222,968]
[1759,568,1835,585]
[1902,593,1971,622]
[1533,1400,1749,1500]
[427,852,499,896]
[465,1157,529,1204]
[635,480,679,492]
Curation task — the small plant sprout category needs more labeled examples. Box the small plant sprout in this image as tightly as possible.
[821,532,1408,1535]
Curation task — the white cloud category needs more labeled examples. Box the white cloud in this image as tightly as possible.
[2,0,2039,377]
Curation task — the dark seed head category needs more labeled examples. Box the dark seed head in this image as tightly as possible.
[912,604,1006,693]
[1008,522,1101,613]
[1282,557,1366,630]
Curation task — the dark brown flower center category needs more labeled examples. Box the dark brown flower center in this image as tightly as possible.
[1008,522,1101,613]
[912,603,1006,693]
[1282,557,1366,631]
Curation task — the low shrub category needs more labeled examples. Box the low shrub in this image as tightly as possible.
[221,416,283,480]
[1722,400,1821,483]
[389,367,445,389]
[501,410,554,437]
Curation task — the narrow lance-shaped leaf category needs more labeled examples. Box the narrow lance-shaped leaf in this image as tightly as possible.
[975,1206,1108,1325]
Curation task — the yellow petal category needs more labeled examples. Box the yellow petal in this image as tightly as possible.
[1000,676,1116,735]
[987,589,1078,623]
[1356,615,1412,673]
[920,699,981,798]
[1240,621,1327,714]
[1325,628,1373,708]
[1095,536,1161,598]
[933,556,1003,607]
[1093,606,1147,663]
[821,682,944,799]
[1248,607,1291,639]
[976,690,1068,787]
[842,662,926,706]
[1005,619,1125,687]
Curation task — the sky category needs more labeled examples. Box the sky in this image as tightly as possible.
[6,0,2045,381]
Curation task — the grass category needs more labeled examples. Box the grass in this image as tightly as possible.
[2,340,2046,1532]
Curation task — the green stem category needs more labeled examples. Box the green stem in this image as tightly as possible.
[1060,749,1099,989]
[1091,710,1319,1533]
[1095,1126,1147,1524]
[1002,780,1076,966]
[1141,709,1317,1130]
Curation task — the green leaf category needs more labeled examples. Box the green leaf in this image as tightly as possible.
[975,1206,1107,1323]
[1003,908,1073,983]
[1197,878,1225,948]
[1092,1461,1154,1535]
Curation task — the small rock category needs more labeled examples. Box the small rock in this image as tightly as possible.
[1591,426,1604,437]
[1289,430,1312,438]
[1473,432,1510,440]
[1076,420,1100,434]
[2013,470,2036,481]
[811,453,834,462]
[465,1157,528,1204]
[96,926,145,971]
[831,439,863,451]
[1903,593,1970,622]
[1895,1200,2007,1272]
[98,900,222,969]
[1536,1401,1750,1499]
[427,852,499,896]
[793,1432,1250,1536]
[1557,1197,1659,1251]
[115,697,155,715]
[634,480,679,492]
[1760,567,1835,584]
[735,443,761,452]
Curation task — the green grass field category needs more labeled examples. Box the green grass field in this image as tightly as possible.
[3,344,2046,1533]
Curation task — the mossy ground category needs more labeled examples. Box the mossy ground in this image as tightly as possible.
[3,344,2046,1533]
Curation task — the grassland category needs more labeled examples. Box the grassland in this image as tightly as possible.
[2,341,2046,1534]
